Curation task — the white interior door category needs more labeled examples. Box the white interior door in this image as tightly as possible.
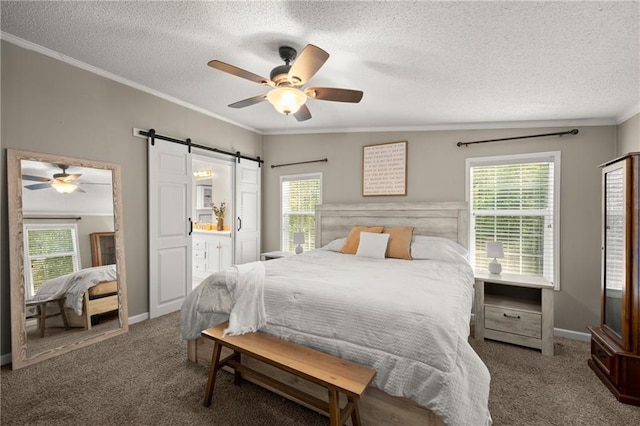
[235,160,261,264]
[148,138,192,318]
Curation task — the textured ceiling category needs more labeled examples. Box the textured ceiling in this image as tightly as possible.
[2,1,639,134]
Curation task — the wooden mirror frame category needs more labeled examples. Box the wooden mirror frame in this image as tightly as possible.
[7,149,128,369]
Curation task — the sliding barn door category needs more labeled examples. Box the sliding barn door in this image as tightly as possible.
[148,138,192,318]
[235,160,261,264]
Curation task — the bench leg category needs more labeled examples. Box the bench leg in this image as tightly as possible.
[57,298,70,329]
[328,389,340,426]
[203,341,223,407]
[39,303,46,338]
[233,351,242,386]
[349,396,362,426]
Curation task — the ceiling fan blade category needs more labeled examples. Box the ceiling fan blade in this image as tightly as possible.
[228,94,268,109]
[208,60,274,86]
[293,104,312,122]
[305,87,363,103]
[24,183,51,190]
[288,44,329,85]
[22,174,50,182]
[76,187,86,193]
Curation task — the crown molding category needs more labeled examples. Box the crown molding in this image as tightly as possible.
[617,103,640,124]
[0,32,260,134]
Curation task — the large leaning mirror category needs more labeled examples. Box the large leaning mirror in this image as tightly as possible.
[7,149,128,369]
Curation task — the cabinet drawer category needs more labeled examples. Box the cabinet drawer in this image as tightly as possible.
[590,337,617,383]
[193,239,207,250]
[193,260,208,273]
[193,249,207,260]
[485,306,541,338]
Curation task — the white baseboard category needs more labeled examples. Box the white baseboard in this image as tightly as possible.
[1,312,152,366]
[554,327,591,342]
[1,353,12,366]
[128,312,149,325]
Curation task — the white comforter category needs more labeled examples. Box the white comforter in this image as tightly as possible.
[34,265,117,316]
[181,250,491,426]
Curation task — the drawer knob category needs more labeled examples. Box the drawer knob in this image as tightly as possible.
[503,313,521,319]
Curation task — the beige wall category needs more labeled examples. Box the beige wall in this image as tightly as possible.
[0,41,262,355]
[262,126,616,334]
[616,113,640,155]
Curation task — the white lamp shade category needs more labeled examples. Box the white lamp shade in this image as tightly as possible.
[293,232,305,245]
[51,181,78,194]
[266,87,307,115]
[486,241,504,259]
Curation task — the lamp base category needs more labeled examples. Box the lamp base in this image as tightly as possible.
[488,259,502,274]
[295,244,303,254]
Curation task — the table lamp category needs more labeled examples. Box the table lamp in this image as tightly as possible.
[293,232,305,254]
[486,241,504,274]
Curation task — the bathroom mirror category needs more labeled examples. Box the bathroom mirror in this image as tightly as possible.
[7,149,128,369]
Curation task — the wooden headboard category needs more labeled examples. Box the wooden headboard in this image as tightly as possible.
[315,202,469,249]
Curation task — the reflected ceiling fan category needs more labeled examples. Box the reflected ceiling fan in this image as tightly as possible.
[22,164,85,194]
[208,44,363,121]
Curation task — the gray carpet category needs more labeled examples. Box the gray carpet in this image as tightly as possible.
[2,312,639,425]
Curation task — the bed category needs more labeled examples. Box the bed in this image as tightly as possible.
[182,202,491,426]
[32,264,119,330]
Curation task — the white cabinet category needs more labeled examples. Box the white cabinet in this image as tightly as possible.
[192,231,232,288]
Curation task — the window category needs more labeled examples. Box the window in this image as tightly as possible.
[466,152,560,288]
[280,173,322,252]
[23,223,81,299]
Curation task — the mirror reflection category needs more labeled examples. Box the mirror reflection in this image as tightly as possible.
[8,150,128,369]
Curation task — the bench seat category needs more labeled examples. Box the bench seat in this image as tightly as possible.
[202,322,376,426]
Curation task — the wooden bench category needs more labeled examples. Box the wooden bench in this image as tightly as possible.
[202,322,376,426]
[25,295,69,338]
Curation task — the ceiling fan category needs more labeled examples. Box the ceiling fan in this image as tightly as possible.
[208,44,363,121]
[22,164,85,194]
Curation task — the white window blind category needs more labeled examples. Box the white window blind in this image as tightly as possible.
[280,173,322,252]
[467,152,560,288]
[24,224,80,299]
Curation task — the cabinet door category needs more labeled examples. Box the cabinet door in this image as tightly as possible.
[209,236,232,273]
[602,160,628,343]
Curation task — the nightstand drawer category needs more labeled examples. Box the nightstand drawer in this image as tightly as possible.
[485,306,541,338]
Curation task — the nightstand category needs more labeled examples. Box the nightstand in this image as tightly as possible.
[474,270,555,356]
[260,251,294,261]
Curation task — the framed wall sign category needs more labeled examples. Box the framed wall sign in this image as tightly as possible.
[362,141,407,196]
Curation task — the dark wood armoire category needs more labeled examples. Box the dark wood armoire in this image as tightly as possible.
[588,152,640,406]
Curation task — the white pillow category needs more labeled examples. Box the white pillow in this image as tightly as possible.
[411,235,469,262]
[355,232,390,259]
[321,238,347,252]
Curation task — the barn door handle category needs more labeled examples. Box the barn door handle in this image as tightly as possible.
[188,217,193,236]
[237,217,242,232]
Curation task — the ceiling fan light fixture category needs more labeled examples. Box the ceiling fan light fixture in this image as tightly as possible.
[266,87,307,115]
[51,181,77,194]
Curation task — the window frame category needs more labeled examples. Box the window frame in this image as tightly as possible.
[279,172,323,252]
[465,151,561,289]
[23,222,81,299]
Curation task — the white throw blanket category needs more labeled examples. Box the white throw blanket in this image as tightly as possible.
[223,261,266,336]
[34,265,117,315]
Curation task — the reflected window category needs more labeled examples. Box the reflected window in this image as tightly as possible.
[24,223,80,299]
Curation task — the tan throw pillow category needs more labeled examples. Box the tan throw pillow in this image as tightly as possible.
[384,226,414,260]
[340,226,384,254]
